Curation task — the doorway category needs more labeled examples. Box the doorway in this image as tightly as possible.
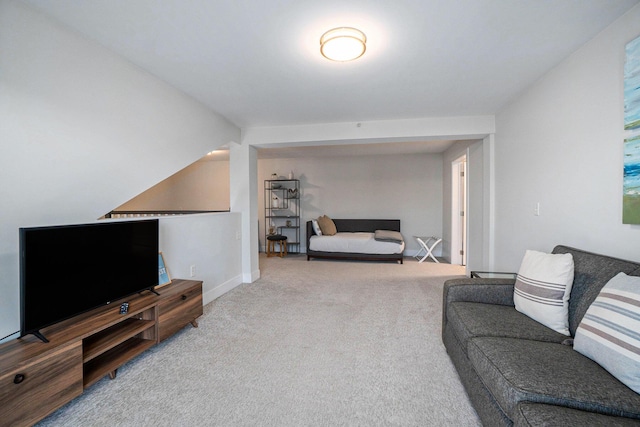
[451,155,467,265]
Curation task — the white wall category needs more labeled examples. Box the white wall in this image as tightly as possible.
[466,139,489,273]
[442,141,478,262]
[0,1,240,342]
[244,116,495,147]
[493,4,640,270]
[116,158,230,213]
[159,213,242,305]
[257,154,443,255]
[230,142,260,283]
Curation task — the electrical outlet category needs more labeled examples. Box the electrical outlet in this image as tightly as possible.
[534,202,540,216]
[236,231,241,240]
[190,265,196,277]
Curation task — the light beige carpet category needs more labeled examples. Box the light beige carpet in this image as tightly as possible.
[37,255,480,426]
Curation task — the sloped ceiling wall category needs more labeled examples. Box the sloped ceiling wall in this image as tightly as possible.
[0,0,239,339]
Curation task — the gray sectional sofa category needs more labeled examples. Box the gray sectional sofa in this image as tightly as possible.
[442,245,640,426]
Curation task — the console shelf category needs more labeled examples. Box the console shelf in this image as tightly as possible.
[83,337,156,388]
[0,279,202,427]
[83,317,156,363]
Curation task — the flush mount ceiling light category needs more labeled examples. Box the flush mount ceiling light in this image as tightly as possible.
[320,27,367,62]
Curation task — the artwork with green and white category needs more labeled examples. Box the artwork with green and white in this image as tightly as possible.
[624,134,640,224]
[625,35,640,130]
[623,35,640,224]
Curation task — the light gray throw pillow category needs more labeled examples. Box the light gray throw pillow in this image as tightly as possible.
[574,272,640,394]
[374,229,404,244]
[514,250,574,336]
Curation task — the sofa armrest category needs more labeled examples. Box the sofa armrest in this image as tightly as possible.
[442,278,516,336]
[444,278,516,306]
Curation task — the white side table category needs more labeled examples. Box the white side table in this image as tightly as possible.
[414,236,442,263]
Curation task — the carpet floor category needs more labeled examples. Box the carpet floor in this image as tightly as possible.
[37,255,480,426]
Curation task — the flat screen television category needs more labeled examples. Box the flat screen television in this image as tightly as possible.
[20,219,159,343]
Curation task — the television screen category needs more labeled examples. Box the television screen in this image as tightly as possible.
[20,219,159,341]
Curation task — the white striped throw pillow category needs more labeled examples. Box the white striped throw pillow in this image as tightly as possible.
[574,272,640,394]
[513,250,574,335]
[311,219,322,236]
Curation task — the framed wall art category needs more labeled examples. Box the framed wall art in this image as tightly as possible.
[623,34,640,224]
[625,35,640,131]
[158,252,171,288]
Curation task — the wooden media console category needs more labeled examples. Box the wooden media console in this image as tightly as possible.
[0,279,203,427]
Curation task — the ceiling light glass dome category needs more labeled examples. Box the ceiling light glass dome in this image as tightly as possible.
[320,27,367,62]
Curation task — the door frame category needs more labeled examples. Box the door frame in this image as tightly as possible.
[451,155,467,266]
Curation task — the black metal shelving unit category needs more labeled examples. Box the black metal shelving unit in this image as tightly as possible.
[264,179,300,254]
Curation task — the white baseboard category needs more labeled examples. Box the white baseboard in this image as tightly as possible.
[203,274,243,305]
[243,268,260,283]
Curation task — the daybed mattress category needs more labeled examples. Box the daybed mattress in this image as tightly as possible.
[309,232,405,255]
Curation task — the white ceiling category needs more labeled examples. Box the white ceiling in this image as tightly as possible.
[23,0,639,156]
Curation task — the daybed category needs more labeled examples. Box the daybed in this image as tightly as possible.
[306,218,405,263]
[442,245,640,426]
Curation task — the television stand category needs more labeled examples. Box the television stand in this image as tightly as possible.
[0,279,202,426]
[31,330,49,343]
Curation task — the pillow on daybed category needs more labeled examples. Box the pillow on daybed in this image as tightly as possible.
[513,250,574,336]
[311,219,322,236]
[317,215,337,236]
[374,229,404,244]
[574,272,640,394]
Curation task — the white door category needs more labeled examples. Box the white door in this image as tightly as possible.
[460,160,467,266]
[451,155,467,265]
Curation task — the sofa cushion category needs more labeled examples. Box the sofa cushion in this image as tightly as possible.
[514,250,574,335]
[574,272,640,394]
[448,302,566,352]
[317,215,337,235]
[467,337,640,420]
[514,402,640,427]
[552,246,640,336]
